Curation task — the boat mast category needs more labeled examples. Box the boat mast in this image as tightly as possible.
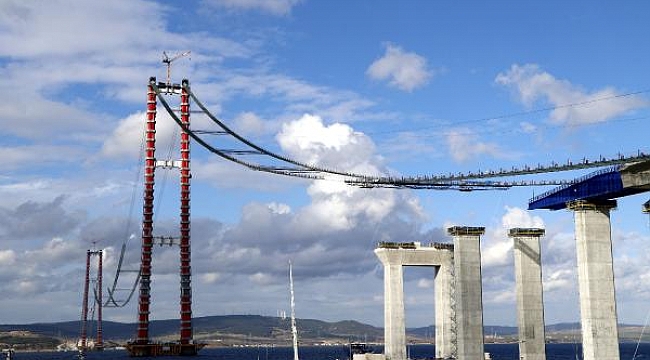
[289,261,299,360]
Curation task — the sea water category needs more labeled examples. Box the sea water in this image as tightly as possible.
[11,343,650,360]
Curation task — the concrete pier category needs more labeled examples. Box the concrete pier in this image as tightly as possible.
[509,228,546,360]
[375,242,454,360]
[448,226,485,360]
[382,261,405,360]
[568,200,620,360]
[434,244,455,359]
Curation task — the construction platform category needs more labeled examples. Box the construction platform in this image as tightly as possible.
[125,342,206,357]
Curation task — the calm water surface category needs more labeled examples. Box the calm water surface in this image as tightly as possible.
[11,343,650,360]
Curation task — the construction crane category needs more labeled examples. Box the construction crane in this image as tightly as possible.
[162,51,191,87]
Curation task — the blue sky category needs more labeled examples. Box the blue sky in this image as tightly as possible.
[1,0,650,330]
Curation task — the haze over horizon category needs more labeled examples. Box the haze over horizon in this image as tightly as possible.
[1,0,650,330]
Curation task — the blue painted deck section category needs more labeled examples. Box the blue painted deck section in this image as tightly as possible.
[528,166,643,210]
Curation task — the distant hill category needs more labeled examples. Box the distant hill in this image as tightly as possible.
[1,316,648,347]
[0,315,384,344]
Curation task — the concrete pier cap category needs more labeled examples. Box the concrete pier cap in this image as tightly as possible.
[566,199,617,211]
[447,226,485,236]
[508,228,545,237]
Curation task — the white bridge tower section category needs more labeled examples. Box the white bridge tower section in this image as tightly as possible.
[375,241,456,360]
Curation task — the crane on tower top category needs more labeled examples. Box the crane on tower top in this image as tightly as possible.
[162,50,191,87]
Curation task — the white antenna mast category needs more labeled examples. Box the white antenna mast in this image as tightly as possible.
[162,51,191,87]
[289,261,299,360]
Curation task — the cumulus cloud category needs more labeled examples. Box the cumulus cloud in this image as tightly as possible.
[501,206,545,229]
[495,63,648,125]
[203,0,302,16]
[481,207,544,268]
[101,107,214,160]
[478,206,549,315]
[0,196,85,241]
[190,114,431,284]
[276,113,380,173]
[366,43,433,92]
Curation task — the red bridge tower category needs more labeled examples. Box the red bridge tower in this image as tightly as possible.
[126,77,205,357]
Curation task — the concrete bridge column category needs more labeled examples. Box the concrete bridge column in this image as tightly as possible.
[567,200,620,360]
[448,226,485,360]
[509,228,547,360]
[434,252,454,359]
[376,253,407,360]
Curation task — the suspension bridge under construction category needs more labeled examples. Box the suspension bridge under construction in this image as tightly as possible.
[84,76,650,359]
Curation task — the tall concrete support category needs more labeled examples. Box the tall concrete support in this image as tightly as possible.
[568,200,620,360]
[509,228,546,360]
[381,260,406,360]
[434,244,454,359]
[375,243,454,360]
[448,226,485,360]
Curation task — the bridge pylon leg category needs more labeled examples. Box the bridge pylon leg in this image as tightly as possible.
[568,200,620,360]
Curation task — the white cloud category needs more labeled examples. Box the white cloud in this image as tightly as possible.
[101,108,214,160]
[249,272,273,285]
[501,206,545,229]
[276,114,380,173]
[0,1,249,61]
[482,239,513,268]
[417,278,433,289]
[0,250,16,265]
[201,272,221,284]
[233,111,271,136]
[520,121,537,133]
[203,0,301,16]
[482,207,545,272]
[25,237,79,264]
[366,43,433,92]
[0,0,251,142]
[267,202,291,215]
[495,63,648,125]
[275,114,426,233]
[212,72,383,125]
[446,128,512,163]
[486,289,515,304]
[543,269,574,292]
[0,145,84,170]
[100,112,147,159]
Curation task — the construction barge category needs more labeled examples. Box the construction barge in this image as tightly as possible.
[125,342,206,357]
